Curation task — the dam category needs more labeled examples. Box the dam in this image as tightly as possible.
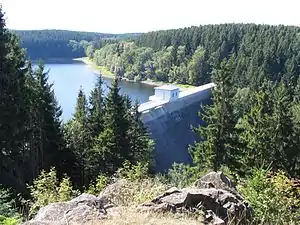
[138,83,215,172]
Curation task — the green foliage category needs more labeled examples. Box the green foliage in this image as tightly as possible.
[190,58,237,172]
[28,168,75,216]
[15,30,130,59]
[0,216,20,225]
[166,163,203,188]
[128,100,155,167]
[63,75,154,188]
[238,168,300,224]
[188,46,209,85]
[102,177,168,207]
[0,188,18,218]
[87,24,300,87]
[87,174,109,195]
[116,160,149,181]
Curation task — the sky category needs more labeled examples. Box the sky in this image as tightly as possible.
[0,0,299,33]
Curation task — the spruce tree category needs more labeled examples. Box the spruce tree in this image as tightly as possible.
[127,100,154,166]
[33,62,64,172]
[271,83,299,176]
[93,77,130,175]
[190,58,236,171]
[0,6,29,191]
[236,87,274,174]
[23,62,65,180]
[64,88,90,186]
[87,76,104,138]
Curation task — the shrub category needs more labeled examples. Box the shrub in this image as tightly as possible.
[167,163,210,188]
[102,178,168,206]
[88,174,109,195]
[97,161,168,206]
[28,167,76,217]
[0,188,18,217]
[116,160,149,181]
[0,216,20,225]
[238,168,300,224]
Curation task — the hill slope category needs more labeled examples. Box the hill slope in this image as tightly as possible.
[13,29,140,60]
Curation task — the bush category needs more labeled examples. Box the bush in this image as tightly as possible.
[116,161,149,181]
[238,168,300,224]
[28,167,77,217]
[0,188,18,218]
[0,216,20,225]
[96,161,169,206]
[166,163,210,188]
[102,178,168,206]
[88,174,109,195]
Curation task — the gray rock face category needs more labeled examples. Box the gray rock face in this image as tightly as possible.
[195,171,235,191]
[24,194,108,225]
[24,172,250,225]
[139,172,250,224]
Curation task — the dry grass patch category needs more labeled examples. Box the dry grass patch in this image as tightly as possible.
[86,207,204,225]
[101,178,169,206]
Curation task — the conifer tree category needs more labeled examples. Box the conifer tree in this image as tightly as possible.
[23,62,65,180]
[64,88,90,186]
[271,83,295,171]
[93,77,130,175]
[236,87,274,174]
[33,62,64,172]
[127,100,154,166]
[0,6,29,190]
[190,58,236,171]
[87,76,104,138]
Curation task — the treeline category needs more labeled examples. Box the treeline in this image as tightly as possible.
[13,29,140,59]
[190,58,300,178]
[0,6,152,198]
[85,24,300,87]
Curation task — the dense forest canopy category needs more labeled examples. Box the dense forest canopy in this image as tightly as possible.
[85,24,300,87]
[13,29,140,59]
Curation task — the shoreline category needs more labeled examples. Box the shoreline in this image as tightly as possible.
[73,57,116,80]
[73,57,194,89]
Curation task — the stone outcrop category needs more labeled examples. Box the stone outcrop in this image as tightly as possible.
[138,172,251,225]
[24,172,250,225]
[195,171,235,190]
[24,194,111,225]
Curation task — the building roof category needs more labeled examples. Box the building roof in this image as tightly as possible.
[154,84,179,91]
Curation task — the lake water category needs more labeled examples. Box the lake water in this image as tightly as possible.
[44,61,154,121]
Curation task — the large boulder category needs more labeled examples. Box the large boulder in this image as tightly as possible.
[195,171,235,191]
[139,172,251,224]
[24,193,110,225]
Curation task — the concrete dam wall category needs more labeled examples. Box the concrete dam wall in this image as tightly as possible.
[139,83,214,172]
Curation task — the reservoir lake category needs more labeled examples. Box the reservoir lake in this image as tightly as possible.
[43,61,155,121]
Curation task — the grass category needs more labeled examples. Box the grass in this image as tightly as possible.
[101,178,169,206]
[83,207,204,225]
[140,79,195,89]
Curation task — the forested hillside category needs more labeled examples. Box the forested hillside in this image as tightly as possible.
[1,4,300,224]
[86,24,300,87]
[13,30,140,59]
[0,6,152,222]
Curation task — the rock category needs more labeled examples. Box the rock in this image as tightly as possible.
[99,179,128,198]
[195,171,235,191]
[24,193,109,225]
[139,172,250,224]
[98,179,128,205]
[138,202,176,213]
[212,216,225,225]
[195,171,245,202]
